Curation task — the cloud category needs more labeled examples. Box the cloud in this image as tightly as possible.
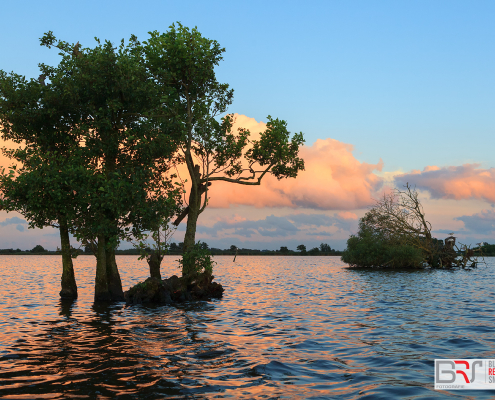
[307,231,334,236]
[395,164,495,203]
[16,225,25,232]
[198,214,299,238]
[196,212,358,240]
[432,228,468,235]
[0,216,28,226]
[197,114,383,210]
[455,209,495,235]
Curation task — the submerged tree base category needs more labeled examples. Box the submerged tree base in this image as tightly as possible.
[124,273,224,305]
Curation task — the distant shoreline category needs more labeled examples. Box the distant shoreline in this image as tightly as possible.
[0,252,344,257]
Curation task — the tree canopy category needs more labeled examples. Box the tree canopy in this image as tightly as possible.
[140,23,305,279]
[0,23,307,299]
[0,31,182,301]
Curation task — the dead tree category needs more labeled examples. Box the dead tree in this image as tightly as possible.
[362,183,435,261]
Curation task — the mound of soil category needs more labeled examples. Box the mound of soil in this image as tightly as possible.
[124,272,224,305]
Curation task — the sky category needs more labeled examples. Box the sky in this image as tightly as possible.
[0,0,494,251]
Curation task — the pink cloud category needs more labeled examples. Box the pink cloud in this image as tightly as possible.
[395,164,495,203]
[337,211,358,220]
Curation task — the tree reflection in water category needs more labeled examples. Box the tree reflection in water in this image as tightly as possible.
[0,300,236,398]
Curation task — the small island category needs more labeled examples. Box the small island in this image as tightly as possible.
[0,25,305,304]
[341,184,484,269]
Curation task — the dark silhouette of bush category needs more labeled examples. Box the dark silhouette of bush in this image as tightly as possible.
[31,245,45,253]
[342,226,424,268]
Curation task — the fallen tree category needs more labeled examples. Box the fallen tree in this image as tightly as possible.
[341,184,483,268]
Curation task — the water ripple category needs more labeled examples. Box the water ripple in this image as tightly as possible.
[0,255,494,398]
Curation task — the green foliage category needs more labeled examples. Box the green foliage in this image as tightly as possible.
[308,247,320,255]
[179,242,216,280]
[320,243,332,253]
[480,243,495,256]
[0,30,182,251]
[31,245,45,253]
[297,244,307,254]
[141,23,306,278]
[133,219,176,260]
[341,225,424,268]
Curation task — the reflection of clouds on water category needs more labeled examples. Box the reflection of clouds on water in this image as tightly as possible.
[1,256,495,398]
[1,298,236,398]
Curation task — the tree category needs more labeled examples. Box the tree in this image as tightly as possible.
[0,32,182,301]
[0,64,92,299]
[134,219,178,280]
[142,23,305,278]
[308,247,320,255]
[341,222,424,268]
[320,243,332,253]
[279,246,289,253]
[360,183,437,264]
[297,244,307,255]
[341,184,440,268]
[31,245,45,253]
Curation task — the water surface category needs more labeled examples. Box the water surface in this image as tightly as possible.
[1,255,494,399]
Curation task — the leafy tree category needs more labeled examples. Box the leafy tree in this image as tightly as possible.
[0,63,92,299]
[0,32,181,301]
[297,244,307,255]
[341,222,424,268]
[320,243,332,253]
[31,244,45,253]
[279,246,289,253]
[341,184,448,268]
[308,247,320,255]
[142,23,305,277]
[133,218,180,280]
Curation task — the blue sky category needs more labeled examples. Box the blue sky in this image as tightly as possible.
[1,1,494,250]
[2,0,494,171]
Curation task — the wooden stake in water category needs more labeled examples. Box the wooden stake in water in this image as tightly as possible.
[233,247,238,262]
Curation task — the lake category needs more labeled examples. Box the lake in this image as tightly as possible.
[1,255,494,399]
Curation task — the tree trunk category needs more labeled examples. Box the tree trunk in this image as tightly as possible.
[182,181,201,277]
[147,252,163,280]
[94,234,111,302]
[105,243,124,301]
[59,217,77,299]
[184,188,201,248]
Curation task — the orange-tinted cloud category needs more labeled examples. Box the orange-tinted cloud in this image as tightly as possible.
[0,137,19,170]
[395,164,495,203]
[202,114,383,210]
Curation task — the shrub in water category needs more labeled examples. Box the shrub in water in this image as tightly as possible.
[179,242,215,281]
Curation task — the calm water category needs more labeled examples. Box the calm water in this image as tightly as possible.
[0,255,494,399]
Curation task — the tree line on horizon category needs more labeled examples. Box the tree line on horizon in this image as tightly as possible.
[0,242,344,256]
[0,23,305,302]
